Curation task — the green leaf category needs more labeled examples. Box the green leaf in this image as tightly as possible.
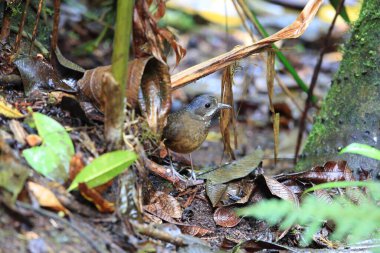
[329,0,351,24]
[22,112,74,182]
[339,143,380,161]
[68,150,138,191]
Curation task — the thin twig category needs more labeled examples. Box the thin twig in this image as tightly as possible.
[51,0,60,60]
[294,0,346,163]
[10,26,49,57]
[0,3,11,43]
[13,0,31,54]
[29,0,44,54]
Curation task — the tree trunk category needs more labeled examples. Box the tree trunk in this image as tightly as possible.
[297,0,380,177]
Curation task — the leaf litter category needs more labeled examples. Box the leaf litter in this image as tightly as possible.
[2,0,376,252]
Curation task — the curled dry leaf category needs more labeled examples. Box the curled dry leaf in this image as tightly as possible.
[78,183,115,213]
[213,206,241,228]
[77,65,111,112]
[28,181,70,215]
[220,65,236,160]
[262,175,299,206]
[77,57,171,135]
[138,58,171,135]
[133,0,186,65]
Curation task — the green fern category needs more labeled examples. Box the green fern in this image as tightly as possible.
[237,181,380,246]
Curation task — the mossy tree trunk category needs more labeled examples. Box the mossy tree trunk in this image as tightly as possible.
[297,0,380,177]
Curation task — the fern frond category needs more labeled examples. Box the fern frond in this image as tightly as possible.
[237,182,380,246]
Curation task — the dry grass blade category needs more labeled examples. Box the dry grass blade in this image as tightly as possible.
[220,65,236,161]
[266,50,275,113]
[274,113,280,163]
[171,0,323,89]
[266,50,279,163]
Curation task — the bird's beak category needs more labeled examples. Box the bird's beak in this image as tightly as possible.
[217,103,232,110]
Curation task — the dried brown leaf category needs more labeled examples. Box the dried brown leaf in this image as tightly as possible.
[133,0,185,65]
[180,225,213,237]
[69,154,85,182]
[28,181,70,215]
[288,160,353,184]
[262,175,299,206]
[220,65,236,161]
[139,58,171,135]
[78,183,115,213]
[149,191,182,219]
[77,65,111,111]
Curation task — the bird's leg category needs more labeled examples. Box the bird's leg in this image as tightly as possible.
[167,149,185,180]
[189,153,196,180]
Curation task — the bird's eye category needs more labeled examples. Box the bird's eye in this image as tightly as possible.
[205,103,211,108]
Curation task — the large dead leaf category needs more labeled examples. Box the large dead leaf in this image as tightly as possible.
[199,149,263,184]
[171,0,323,88]
[14,56,76,96]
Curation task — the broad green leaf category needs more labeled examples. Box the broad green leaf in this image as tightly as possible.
[339,143,380,161]
[68,150,138,191]
[329,0,351,24]
[22,112,74,182]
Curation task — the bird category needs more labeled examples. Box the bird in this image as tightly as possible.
[162,94,232,178]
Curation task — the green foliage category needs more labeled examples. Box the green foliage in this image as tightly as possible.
[68,150,138,191]
[237,181,380,246]
[23,112,74,182]
[339,143,380,161]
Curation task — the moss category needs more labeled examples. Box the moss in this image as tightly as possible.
[297,0,380,174]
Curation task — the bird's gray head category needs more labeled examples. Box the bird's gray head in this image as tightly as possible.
[186,95,231,121]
